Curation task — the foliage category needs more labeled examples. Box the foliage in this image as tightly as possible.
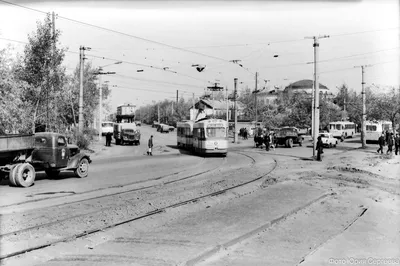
[14,13,67,132]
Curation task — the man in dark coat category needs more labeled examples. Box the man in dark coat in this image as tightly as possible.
[395,133,400,155]
[105,132,112,146]
[316,136,323,161]
[147,135,153,156]
[264,133,270,151]
[377,133,385,154]
[386,133,394,155]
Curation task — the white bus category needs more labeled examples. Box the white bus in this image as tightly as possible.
[365,120,392,143]
[328,121,357,141]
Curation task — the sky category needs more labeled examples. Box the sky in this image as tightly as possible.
[0,0,399,115]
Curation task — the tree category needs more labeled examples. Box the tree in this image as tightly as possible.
[0,46,33,133]
[368,86,400,130]
[14,13,66,132]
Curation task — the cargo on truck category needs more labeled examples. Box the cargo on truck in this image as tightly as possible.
[0,132,91,187]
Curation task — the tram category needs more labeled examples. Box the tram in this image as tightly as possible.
[176,118,228,156]
[193,118,228,156]
[177,120,194,148]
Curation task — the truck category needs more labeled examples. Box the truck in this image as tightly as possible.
[275,127,304,148]
[113,123,141,145]
[0,132,91,187]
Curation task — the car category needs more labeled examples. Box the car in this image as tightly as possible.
[319,133,338,148]
[134,120,142,126]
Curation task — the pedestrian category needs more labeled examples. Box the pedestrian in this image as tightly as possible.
[377,133,385,154]
[243,128,248,140]
[105,132,112,146]
[264,133,270,151]
[385,130,390,145]
[316,136,323,161]
[147,135,153,156]
[386,133,394,155]
[395,133,400,155]
[270,133,275,150]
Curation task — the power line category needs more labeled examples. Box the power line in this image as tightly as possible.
[320,59,398,74]
[114,74,205,89]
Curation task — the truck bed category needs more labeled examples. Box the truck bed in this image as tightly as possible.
[0,134,35,161]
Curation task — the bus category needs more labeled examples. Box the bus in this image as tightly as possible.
[365,120,392,143]
[328,121,357,141]
[193,118,228,156]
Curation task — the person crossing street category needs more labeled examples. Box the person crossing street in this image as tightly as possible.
[377,133,385,154]
[147,135,153,156]
[395,133,400,155]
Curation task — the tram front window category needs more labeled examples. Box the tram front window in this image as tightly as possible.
[206,127,226,139]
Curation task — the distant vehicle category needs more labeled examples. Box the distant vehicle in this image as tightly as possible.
[365,120,392,144]
[275,127,304,148]
[0,133,91,187]
[101,121,114,136]
[168,126,175,132]
[319,133,338,148]
[152,121,160,128]
[113,123,141,145]
[134,120,142,126]
[328,121,356,141]
[159,124,170,133]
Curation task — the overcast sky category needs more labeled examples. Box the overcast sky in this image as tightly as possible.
[0,0,399,113]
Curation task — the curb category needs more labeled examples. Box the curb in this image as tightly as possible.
[184,192,335,266]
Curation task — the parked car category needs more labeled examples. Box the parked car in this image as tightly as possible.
[319,133,338,148]
[134,120,141,126]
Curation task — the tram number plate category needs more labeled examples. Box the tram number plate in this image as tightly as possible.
[208,124,224,127]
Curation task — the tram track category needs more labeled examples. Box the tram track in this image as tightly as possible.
[0,151,276,261]
[0,155,212,211]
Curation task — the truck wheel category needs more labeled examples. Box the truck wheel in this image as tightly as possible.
[75,158,89,178]
[288,138,293,148]
[298,139,303,146]
[45,169,60,179]
[15,163,35,187]
[9,164,21,186]
[116,139,120,145]
[329,143,333,148]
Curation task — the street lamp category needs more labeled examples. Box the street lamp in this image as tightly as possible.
[96,61,121,139]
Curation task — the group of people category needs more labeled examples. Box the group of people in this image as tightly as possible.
[377,131,400,155]
[254,131,276,151]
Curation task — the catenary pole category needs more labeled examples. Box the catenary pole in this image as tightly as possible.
[255,72,258,123]
[234,78,238,144]
[226,87,229,122]
[78,46,84,132]
[354,64,371,148]
[305,35,329,159]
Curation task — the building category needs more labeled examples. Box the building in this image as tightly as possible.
[283,79,334,99]
[189,99,246,121]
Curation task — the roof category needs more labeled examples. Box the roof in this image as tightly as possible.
[284,79,328,91]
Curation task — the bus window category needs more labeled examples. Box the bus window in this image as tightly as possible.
[366,125,377,131]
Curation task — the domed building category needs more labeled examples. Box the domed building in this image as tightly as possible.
[283,79,334,99]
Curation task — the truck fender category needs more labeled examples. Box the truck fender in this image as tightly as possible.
[67,153,92,170]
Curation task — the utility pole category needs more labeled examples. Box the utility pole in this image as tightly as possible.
[233,78,238,144]
[207,83,224,118]
[255,72,258,123]
[171,101,174,115]
[226,87,229,122]
[355,65,371,148]
[192,92,195,120]
[78,46,88,132]
[157,103,160,124]
[94,68,116,139]
[305,34,329,160]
